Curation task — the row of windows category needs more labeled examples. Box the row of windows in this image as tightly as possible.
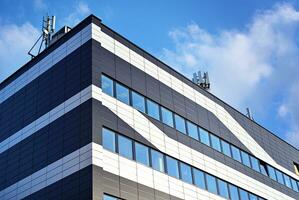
[101,74,299,193]
[102,128,266,200]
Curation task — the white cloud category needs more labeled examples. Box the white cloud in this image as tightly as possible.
[0,22,39,82]
[33,0,47,11]
[162,3,299,147]
[64,1,91,27]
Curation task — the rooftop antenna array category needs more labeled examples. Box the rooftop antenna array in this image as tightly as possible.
[192,71,211,91]
[28,15,56,59]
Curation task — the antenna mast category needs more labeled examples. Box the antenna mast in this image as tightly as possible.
[28,15,56,59]
[192,71,211,91]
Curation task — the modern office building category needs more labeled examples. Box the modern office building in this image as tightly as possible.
[0,15,299,200]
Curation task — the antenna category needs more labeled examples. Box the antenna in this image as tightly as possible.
[28,15,56,59]
[246,107,254,121]
[192,70,211,90]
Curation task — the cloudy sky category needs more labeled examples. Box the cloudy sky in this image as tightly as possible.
[0,0,299,148]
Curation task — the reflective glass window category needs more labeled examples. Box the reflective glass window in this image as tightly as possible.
[241,151,251,168]
[118,135,133,159]
[231,146,242,162]
[132,91,145,112]
[217,179,229,199]
[151,149,164,172]
[174,114,186,134]
[146,99,160,120]
[166,156,179,178]
[221,140,231,157]
[291,178,299,192]
[267,165,277,181]
[206,174,218,194]
[193,168,206,189]
[187,121,199,140]
[161,107,174,127]
[102,75,114,96]
[103,194,118,200]
[249,194,258,200]
[229,184,240,200]
[250,156,260,172]
[199,128,210,146]
[116,83,129,104]
[239,189,249,200]
[180,162,193,184]
[275,170,285,185]
[135,142,149,166]
[210,135,221,152]
[102,128,116,152]
[283,174,292,188]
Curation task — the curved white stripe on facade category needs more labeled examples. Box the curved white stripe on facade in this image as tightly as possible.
[91,24,298,180]
[99,91,294,200]
[0,24,92,104]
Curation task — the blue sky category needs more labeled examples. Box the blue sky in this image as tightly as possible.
[0,0,299,148]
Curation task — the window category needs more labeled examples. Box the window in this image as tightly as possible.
[241,151,251,168]
[161,107,174,127]
[250,156,260,172]
[217,179,229,199]
[174,114,186,134]
[199,128,210,146]
[291,178,299,192]
[229,184,240,200]
[267,165,277,181]
[115,83,129,104]
[260,161,268,176]
[231,146,242,162]
[283,174,292,188]
[166,156,179,178]
[118,135,133,159]
[206,174,218,194]
[221,140,231,157]
[132,91,145,112]
[239,189,249,200]
[187,121,199,140]
[135,142,149,166]
[101,75,114,96]
[103,194,118,200]
[151,149,164,172]
[210,135,221,152]
[249,194,258,200]
[102,128,116,152]
[180,162,193,184]
[193,168,206,189]
[275,170,285,185]
[146,99,160,120]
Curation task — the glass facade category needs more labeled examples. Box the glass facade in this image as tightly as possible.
[146,99,160,120]
[206,174,218,194]
[199,128,210,146]
[101,75,114,96]
[102,128,116,152]
[187,121,199,140]
[210,134,221,152]
[218,179,229,199]
[180,162,193,184]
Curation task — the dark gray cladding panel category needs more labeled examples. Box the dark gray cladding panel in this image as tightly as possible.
[91,43,250,153]
[224,103,299,172]
[0,39,92,143]
[92,165,184,200]
[91,99,158,149]
[0,99,92,191]
[23,166,92,200]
